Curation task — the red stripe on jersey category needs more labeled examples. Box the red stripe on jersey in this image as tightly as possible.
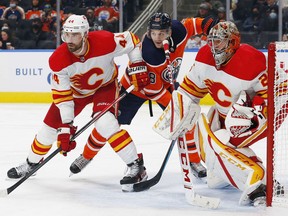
[52,89,73,104]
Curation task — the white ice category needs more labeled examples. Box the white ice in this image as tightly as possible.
[0,103,287,216]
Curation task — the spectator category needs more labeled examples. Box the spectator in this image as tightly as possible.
[283,33,288,41]
[195,3,211,18]
[85,7,107,31]
[0,28,19,49]
[25,0,43,20]
[0,5,6,17]
[283,6,288,37]
[263,0,279,31]
[242,4,265,33]
[41,0,56,9]
[217,6,226,21]
[62,0,80,14]
[79,0,103,8]
[41,3,64,32]
[19,18,56,49]
[232,0,255,23]
[1,0,25,21]
[94,0,119,32]
[1,20,10,31]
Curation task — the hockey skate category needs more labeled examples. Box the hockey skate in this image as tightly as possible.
[120,154,148,192]
[70,154,92,175]
[190,162,207,178]
[248,184,266,207]
[7,158,39,179]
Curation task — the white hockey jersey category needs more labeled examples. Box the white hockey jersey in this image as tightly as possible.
[49,30,141,123]
[180,44,267,119]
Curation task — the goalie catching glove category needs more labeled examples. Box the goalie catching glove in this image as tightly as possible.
[57,122,77,156]
[225,91,266,138]
[127,61,149,91]
[153,90,200,140]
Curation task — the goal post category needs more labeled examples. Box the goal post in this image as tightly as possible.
[267,42,288,207]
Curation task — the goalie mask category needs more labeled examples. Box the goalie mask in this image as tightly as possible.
[207,21,240,68]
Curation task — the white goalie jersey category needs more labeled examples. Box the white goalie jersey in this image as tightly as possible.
[180,44,268,148]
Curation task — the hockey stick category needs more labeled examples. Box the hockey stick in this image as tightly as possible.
[136,41,221,208]
[133,41,177,192]
[133,139,176,192]
[177,135,220,209]
[0,85,135,197]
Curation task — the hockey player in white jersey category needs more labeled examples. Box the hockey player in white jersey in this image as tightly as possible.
[6,14,150,192]
[154,21,269,206]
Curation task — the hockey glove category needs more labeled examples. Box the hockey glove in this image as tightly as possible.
[57,122,77,156]
[127,61,149,91]
[165,36,176,53]
[201,16,219,35]
[225,93,266,138]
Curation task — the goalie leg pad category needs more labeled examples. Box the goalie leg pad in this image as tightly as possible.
[207,169,230,189]
[198,114,265,199]
[153,90,200,140]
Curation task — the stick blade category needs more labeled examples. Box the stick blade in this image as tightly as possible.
[133,178,158,192]
[0,189,8,197]
[187,192,221,209]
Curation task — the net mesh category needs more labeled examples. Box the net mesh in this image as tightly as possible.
[271,42,288,206]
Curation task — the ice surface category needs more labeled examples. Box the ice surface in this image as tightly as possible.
[0,103,287,216]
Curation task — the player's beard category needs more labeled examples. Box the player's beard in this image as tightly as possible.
[67,40,83,53]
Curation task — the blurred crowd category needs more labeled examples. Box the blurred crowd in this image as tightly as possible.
[186,0,287,49]
[0,0,143,49]
[0,0,287,50]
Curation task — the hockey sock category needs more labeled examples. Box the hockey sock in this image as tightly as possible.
[82,128,106,160]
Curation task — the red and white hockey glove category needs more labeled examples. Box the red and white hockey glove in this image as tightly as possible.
[225,92,266,138]
[57,122,77,156]
[126,61,150,91]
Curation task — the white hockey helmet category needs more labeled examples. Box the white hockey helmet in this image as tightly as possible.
[207,21,240,68]
[62,14,89,34]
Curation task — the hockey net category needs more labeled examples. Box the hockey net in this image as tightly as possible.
[267,42,288,207]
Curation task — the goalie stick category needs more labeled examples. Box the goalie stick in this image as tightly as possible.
[0,85,135,197]
[134,41,220,209]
